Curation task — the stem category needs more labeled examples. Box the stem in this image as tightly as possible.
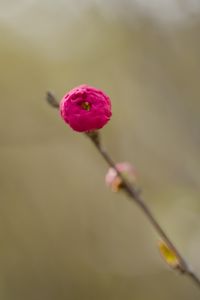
[88,133,200,288]
[46,93,200,289]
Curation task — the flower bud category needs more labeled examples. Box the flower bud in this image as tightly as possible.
[60,85,112,132]
[105,162,137,192]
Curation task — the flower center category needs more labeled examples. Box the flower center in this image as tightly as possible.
[81,101,91,111]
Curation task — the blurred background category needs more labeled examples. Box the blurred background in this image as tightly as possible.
[0,0,200,299]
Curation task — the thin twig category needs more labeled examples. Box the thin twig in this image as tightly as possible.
[46,91,59,108]
[88,133,200,288]
[46,92,200,289]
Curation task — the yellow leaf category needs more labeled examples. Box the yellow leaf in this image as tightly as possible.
[158,240,180,269]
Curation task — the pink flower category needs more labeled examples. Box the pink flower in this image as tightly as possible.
[59,84,112,132]
[105,162,137,192]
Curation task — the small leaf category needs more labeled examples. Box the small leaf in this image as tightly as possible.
[158,240,180,269]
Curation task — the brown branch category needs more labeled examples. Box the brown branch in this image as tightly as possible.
[87,132,200,287]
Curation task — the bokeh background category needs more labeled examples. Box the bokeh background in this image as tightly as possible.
[0,0,200,299]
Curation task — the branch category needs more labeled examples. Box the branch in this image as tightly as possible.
[86,131,200,288]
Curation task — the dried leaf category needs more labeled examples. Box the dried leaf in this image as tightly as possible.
[158,240,180,269]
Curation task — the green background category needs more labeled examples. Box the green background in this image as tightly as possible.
[0,1,200,299]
